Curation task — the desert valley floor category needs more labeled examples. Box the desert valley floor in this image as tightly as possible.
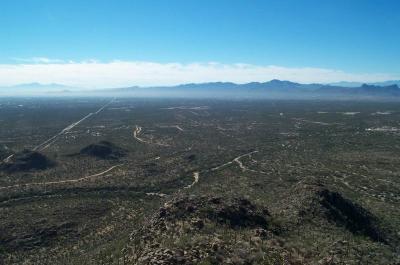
[0,98,399,264]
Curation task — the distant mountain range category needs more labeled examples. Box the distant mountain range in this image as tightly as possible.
[0,83,78,95]
[100,79,400,99]
[329,80,400,87]
[1,80,400,100]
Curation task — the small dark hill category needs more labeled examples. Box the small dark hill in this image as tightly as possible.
[0,145,12,161]
[185,154,196,162]
[281,182,386,243]
[0,150,55,172]
[79,141,126,159]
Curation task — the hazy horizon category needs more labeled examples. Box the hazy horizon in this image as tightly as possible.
[1,0,399,90]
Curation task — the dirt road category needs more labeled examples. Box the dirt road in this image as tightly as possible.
[0,164,122,190]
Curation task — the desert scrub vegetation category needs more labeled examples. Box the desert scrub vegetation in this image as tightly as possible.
[1,99,399,264]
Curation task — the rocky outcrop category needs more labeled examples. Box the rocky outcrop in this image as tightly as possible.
[158,196,271,229]
[123,195,282,264]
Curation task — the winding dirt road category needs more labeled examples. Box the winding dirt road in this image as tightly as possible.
[133,126,147,144]
[0,164,122,190]
[182,151,265,191]
[133,125,170,147]
[184,172,200,189]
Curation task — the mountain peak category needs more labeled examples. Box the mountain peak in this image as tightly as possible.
[269,79,290,84]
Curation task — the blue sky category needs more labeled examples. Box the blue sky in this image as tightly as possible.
[0,0,399,87]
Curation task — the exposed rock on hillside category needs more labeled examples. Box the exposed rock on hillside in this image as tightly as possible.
[123,195,284,264]
[158,196,271,229]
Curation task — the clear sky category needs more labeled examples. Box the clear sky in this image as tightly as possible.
[0,0,399,88]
